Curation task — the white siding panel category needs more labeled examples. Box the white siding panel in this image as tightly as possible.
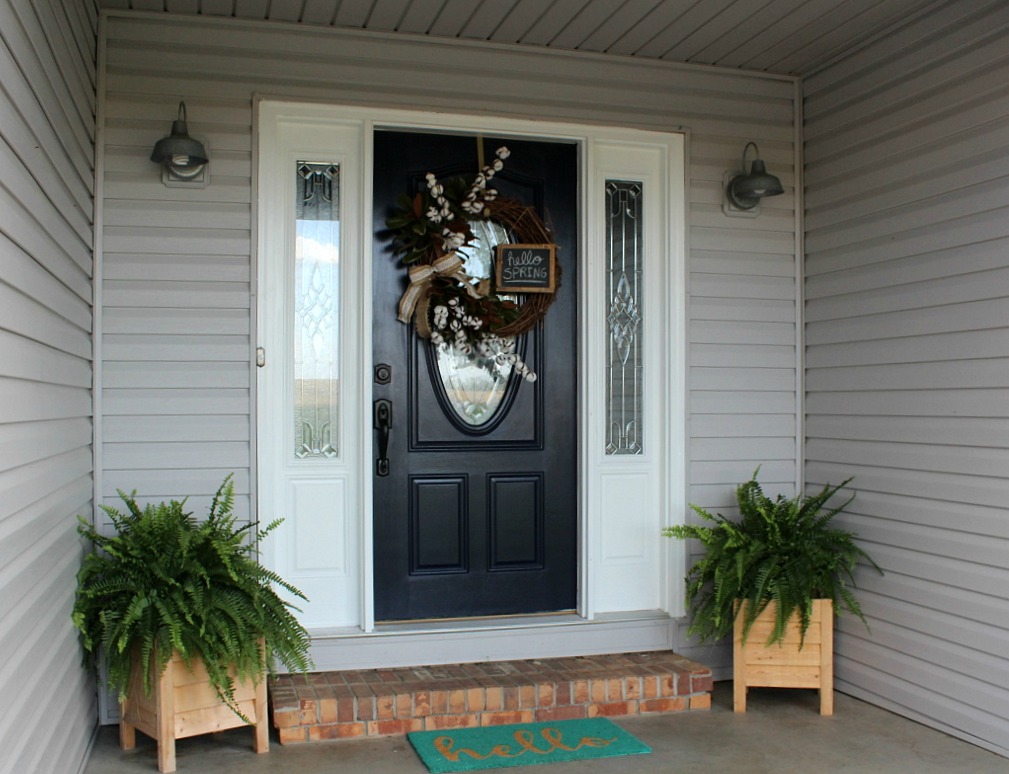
[103,336,248,363]
[0,151,92,295]
[0,282,92,360]
[691,249,797,277]
[807,414,1009,450]
[104,199,249,230]
[104,413,248,442]
[100,12,798,671]
[101,468,250,501]
[806,359,1009,392]
[102,387,248,415]
[0,235,92,331]
[102,359,249,388]
[853,568,1009,634]
[692,297,797,323]
[103,252,250,282]
[806,299,1009,344]
[691,437,797,462]
[0,1,97,769]
[103,441,250,470]
[0,328,91,386]
[691,391,795,415]
[841,513,1007,570]
[103,307,249,335]
[809,462,1009,514]
[691,343,796,370]
[804,1,1009,756]
[102,279,250,308]
[808,262,1009,320]
[690,272,795,300]
[804,238,1009,298]
[691,367,796,392]
[691,320,795,346]
[805,389,1007,418]
[692,412,797,439]
[837,629,1009,732]
[0,1,94,189]
[805,330,1009,369]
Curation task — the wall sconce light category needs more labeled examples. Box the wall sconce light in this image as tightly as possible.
[722,141,783,217]
[150,101,209,186]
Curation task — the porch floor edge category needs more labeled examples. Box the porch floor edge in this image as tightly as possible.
[270,651,713,743]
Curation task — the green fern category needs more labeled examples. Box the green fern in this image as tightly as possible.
[663,469,882,647]
[73,475,313,722]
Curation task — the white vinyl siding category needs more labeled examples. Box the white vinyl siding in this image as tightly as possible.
[0,0,98,772]
[803,0,1009,759]
[100,12,799,675]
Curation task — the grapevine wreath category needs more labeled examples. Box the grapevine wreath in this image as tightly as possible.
[386,147,559,382]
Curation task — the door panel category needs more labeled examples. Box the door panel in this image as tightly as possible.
[372,130,578,621]
[488,474,543,569]
[411,475,467,573]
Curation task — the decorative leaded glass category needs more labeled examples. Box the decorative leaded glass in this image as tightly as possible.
[605,180,643,455]
[294,162,340,458]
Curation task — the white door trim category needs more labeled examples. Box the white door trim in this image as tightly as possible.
[256,100,686,670]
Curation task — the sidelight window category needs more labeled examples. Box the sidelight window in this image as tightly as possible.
[294,161,341,458]
[605,180,644,455]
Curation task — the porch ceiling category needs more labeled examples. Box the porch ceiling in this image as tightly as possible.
[96,0,942,77]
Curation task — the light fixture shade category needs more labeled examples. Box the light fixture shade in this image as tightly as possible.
[733,159,784,200]
[725,143,784,212]
[151,101,209,181]
[150,127,208,167]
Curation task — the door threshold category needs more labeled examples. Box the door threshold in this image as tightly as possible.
[377,610,577,629]
[375,611,585,634]
[307,610,675,671]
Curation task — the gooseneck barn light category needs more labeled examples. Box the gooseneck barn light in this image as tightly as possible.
[150,101,209,184]
[723,141,784,216]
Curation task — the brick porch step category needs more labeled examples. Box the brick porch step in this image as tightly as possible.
[270,651,713,743]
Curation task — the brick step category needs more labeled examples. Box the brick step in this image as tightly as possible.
[270,651,713,743]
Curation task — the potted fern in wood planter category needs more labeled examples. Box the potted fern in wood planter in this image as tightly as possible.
[73,475,313,773]
[664,470,881,716]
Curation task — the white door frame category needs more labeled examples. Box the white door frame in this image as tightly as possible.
[256,100,686,670]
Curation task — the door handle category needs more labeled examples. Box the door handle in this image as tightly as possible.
[374,399,393,477]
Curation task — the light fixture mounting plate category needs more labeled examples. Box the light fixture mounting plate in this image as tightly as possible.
[722,170,760,218]
[160,135,210,188]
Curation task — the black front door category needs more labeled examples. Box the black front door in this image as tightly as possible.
[372,130,578,621]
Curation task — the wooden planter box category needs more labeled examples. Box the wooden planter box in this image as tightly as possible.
[733,599,833,716]
[119,643,268,773]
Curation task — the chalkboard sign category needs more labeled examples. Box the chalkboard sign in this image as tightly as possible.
[495,243,557,293]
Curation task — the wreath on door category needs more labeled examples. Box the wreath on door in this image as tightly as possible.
[385,147,559,382]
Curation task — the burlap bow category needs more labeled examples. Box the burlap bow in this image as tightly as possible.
[397,253,482,338]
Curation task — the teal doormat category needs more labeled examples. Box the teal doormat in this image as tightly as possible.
[407,718,651,772]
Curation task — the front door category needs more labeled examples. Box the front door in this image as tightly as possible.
[372,130,578,621]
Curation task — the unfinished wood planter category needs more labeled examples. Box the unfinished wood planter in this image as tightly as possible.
[119,643,268,773]
[733,599,833,715]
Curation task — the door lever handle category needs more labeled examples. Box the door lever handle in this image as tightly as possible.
[374,399,393,476]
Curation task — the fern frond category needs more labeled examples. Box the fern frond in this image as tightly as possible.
[72,475,315,722]
[664,469,882,646]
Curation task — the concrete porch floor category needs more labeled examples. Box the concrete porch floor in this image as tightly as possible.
[84,681,1008,773]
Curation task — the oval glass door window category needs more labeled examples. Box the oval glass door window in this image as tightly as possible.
[434,219,519,427]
